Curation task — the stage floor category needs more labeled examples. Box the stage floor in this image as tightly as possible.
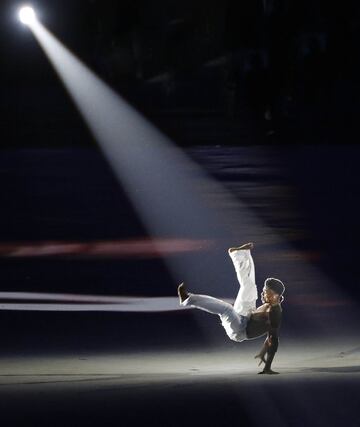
[0,338,358,426]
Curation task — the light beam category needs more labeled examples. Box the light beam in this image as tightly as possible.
[18,17,349,337]
[25,19,274,295]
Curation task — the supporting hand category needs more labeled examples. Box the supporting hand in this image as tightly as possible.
[258,369,279,375]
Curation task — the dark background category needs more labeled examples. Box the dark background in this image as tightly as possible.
[1,0,360,147]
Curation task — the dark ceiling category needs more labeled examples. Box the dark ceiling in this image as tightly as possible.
[1,0,360,146]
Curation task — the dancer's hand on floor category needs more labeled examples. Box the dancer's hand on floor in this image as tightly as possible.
[258,369,279,375]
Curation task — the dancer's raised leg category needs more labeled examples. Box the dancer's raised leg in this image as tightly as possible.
[228,243,258,316]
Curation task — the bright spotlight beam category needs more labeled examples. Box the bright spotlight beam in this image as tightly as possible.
[19,6,36,25]
[27,19,255,293]
[22,18,348,339]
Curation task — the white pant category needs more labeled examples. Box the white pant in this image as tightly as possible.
[181,249,258,342]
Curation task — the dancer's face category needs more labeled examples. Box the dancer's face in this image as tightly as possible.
[261,286,280,305]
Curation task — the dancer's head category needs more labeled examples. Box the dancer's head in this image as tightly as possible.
[261,278,285,305]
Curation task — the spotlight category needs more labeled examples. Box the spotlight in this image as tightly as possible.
[19,6,36,25]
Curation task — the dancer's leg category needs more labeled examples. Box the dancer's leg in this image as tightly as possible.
[229,249,258,316]
[181,292,247,342]
[181,293,233,316]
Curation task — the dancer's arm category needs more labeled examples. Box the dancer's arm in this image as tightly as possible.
[258,306,282,373]
[254,336,270,365]
[263,330,279,371]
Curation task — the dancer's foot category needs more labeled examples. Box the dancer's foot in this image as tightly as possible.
[228,242,254,253]
[178,282,189,303]
[258,369,279,375]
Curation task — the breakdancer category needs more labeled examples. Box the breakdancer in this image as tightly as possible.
[178,242,285,374]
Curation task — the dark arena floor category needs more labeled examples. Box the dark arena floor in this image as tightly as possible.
[0,341,359,427]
